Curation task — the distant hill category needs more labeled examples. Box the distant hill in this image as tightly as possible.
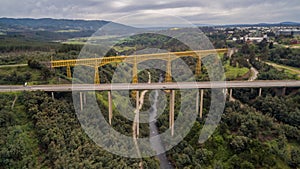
[0,18,109,31]
[0,18,141,40]
[279,22,300,26]
[212,21,300,28]
[256,22,300,26]
[1,18,299,41]
[0,18,121,31]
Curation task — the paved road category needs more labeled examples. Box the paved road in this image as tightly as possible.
[0,80,300,92]
[248,67,259,81]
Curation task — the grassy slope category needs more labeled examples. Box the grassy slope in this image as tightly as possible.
[265,61,300,79]
[224,61,249,80]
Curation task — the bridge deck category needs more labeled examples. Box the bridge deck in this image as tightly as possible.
[0,80,300,92]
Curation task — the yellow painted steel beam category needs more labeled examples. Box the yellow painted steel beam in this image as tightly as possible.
[51,49,228,68]
[51,49,228,83]
[165,54,172,82]
[94,66,100,84]
[195,54,202,76]
[66,65,71,78]
[132,56,138,84]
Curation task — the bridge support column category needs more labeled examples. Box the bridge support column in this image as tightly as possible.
[165,55,172,82]
[229,89,233,101]
[196,91,199,116]
[196,55,201,76]
[80,92,83,111]
[83,93,86,105]
[94,66,100,84]
[282,87,286,96]
[136,91,139,137]
[169,90,175,136]
[108,91,113,125]
[51,92,55,100]
[66,65,71,78]
[259,88,262,97]
[200,89,204,119]
[131,57,138,98]
[132,56,138,84]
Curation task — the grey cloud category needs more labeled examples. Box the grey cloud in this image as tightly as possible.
[114,1,205,13]
[0,0,299,25]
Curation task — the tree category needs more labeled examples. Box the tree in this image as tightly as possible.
[241,161,255,169]
[41,67,52,80]
[241,44,250,54]
[258,38,269,61]
[230,136,249,153]
[28,59,42,69]
[289,149,300,168]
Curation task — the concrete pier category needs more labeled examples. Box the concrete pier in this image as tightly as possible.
[80,92,83,111]
[136,91,140,137]
[259,88,262,97]
[108,91,113,125]
[229,89,233,100]
[169,90,175,136]
[199,89,204,119]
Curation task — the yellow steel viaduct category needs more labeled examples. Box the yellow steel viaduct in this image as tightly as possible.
[50,48,229,84]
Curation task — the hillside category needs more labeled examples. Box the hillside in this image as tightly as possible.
[0,18,141,41]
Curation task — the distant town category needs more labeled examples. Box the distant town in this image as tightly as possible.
[209,25,300,45]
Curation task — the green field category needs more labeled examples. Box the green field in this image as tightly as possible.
[61,37,88,45]
[113,46,135,52]
[224,61,249,80]
[62,35,123,45]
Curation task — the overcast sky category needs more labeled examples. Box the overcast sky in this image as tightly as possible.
[1,0,299,25]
